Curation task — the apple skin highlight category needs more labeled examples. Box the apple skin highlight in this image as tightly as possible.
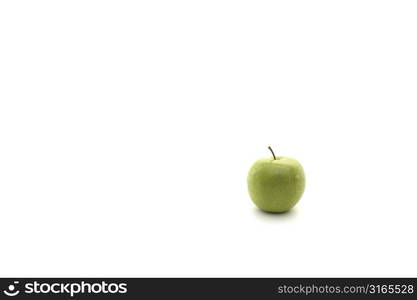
[247,156,305,213]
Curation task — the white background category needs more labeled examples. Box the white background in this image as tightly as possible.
[1,1,416,277]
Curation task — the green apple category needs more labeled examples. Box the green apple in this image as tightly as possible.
[247,147,305,213]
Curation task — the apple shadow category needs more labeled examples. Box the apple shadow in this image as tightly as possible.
[252,206,298,221]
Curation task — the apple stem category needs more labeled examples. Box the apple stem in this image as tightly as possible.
[268,146,277,160]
